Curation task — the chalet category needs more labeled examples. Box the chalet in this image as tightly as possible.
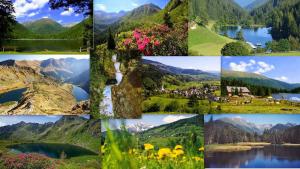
[226,86,250,97]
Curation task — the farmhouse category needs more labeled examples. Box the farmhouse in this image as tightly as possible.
[226,86,250,97]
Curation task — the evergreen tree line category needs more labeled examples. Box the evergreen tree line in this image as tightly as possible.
[221,79,289,97]
[205,120,300,145]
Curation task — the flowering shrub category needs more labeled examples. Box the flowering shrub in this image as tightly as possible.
[117,23,188,56]
[1,153,57,169]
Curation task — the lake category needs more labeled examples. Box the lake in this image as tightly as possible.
[72,85,89,102]
[205,145,300,168]
[0,88,27,104]
[8,143,98,159]
[2,39,83,52]
[272,93,300,102]
[219,26,273,48]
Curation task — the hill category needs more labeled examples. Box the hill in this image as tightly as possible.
[0,116,100,151]
[246,0,270,10]
[222,70,300,90]
[23,18,66,34]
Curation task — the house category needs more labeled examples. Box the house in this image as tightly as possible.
[226,86,250,97]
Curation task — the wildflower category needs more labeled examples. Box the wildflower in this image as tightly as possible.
[172,149,184,156]
[157,148,171,160]
[193,156,204,162]
[144,143,154,151]
[199,146,204,152]
[174,145,183,150]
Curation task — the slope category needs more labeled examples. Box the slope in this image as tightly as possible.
[23,18,66,34]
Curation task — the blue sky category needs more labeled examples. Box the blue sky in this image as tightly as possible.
[101,114,196,131]
[94,0,169,13]
[143,56,221,72]
[234,0,255,7]
[0,55,89,61]
[205,114,300,125]
[222,56,300,83]
[13,0,84,25]
[0,115,89,127]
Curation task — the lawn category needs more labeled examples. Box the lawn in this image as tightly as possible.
[221,97,300,113]
[188,25,234,56]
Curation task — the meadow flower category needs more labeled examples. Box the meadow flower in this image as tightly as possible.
[157,148,171,159]
[199,146,204,152]
[144,143,154,151]
[172,149,184,156]
[174,145,183,150]
[193,157,204,162]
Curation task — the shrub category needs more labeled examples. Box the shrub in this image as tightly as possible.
[144,102,161,112]
[164,101,180,112]
[221,42,250,56]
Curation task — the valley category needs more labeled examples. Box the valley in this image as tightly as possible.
[0,56,90,115]
[0,116,101,169]
[204,114,300,168]
[189,0,300,56]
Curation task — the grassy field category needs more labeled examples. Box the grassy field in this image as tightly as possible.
[188,25,235,56]
[206,142,270,152]
[257,51,300,56]
[221,97,300,113]
[0,51,87,55]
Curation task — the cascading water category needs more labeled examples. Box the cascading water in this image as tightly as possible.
[100,54,123,117]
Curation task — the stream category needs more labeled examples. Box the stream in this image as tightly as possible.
[100,55,123,117]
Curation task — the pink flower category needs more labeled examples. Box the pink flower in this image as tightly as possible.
[124,38,132,46]
[138,43,146,51]
[143,37,151,44]
[154,40,160,46]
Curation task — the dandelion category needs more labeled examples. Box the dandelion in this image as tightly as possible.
[193,157,204,162]
[157,148,171,160]
[172,149,184,156]
[174,145,183,150]
[144,144,154,151]
[199,146,204,152]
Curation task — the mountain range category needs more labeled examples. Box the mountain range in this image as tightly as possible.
[11,18,86,39]
[0,116,100,152]
[222,70,300,91]
[0,58,89,92]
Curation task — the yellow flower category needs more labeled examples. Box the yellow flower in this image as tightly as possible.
[172,149,184,156]
[157,148,171,159]
[144,143,154,151]
[193,156,204,162]
[174,145,183,150]
[199,146,204,152]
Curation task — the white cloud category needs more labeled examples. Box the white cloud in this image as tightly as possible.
[75,13,79,17]
[42,16,49,18]
[0,122,7,127]
[275,76,288,81]
[132,2,139,7]
[163,115,189,123]
[14,0,48,18]
[57,20,63,23]
[95,4,107,11]
[60,7,74,16]
[229,60,275,74]
[28,11,39,17]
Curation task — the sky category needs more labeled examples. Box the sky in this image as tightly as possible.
[94,0,169,13]
[234,0,256,7]
[205,114,300,125]
[101,114,197,132]
[222,56,300,83]
[0,55,89,62]
[0,115,89,127]
[143,56,221,72]
[12,0,84,25]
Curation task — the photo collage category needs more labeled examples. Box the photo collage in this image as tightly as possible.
[1,0,300,168]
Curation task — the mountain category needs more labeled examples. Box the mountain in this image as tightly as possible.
[222,70,300,90]
[143,59,219,78]
[218,117,263,134]
[269,123,297,132]
[67,69,90,93]
[0,116,100,151]
[126,122,154,133]
[234,0,256,7]
[23,18,65,34]
[246,0,270,10]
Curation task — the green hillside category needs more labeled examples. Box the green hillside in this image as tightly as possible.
[189,25,235,56]
[23,18,66,34]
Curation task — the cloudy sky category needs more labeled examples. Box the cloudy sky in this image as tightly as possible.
[94,0,169,13]
[222,56,300,83]
[0,115,89,127]
[143,56,221,72]
[205,114,300,125]
[12,0,84,25]
[102,114,197,132]
[0,55,89,62]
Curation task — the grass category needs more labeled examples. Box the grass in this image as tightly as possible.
[0,51,87,55]
[206,142,270,152]
[220,97,300,113]
[188,25,234,56]
[257,51,300,56]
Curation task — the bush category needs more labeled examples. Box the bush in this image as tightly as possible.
[266,39,291,52]
[221,42,250,56]
[164,101,180,112]
[144,102,161,112]
[1,153,57,169]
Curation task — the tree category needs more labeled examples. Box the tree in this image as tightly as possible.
[221,42,250,56]
[188,94,199,107]
[236,30,244,41]
[107,28,116,50]
[163,12,173,28]
[0,0,15,47]
[49,0,91,16]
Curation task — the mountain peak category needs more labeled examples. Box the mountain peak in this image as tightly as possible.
[22,18,65,34]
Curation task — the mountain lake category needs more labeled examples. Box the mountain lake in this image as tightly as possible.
[219,26,273,48]
[8,143,97,159]
[72,85,89,102]
[0,88,27,104]
[206,145,300,168]
[2,39,83,52]
[272,93,300,102]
